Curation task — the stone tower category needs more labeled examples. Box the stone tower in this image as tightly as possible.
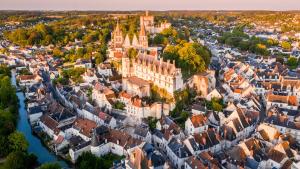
[113,21,123,48]
[139,23,148,50]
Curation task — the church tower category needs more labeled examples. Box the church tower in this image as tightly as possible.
[139,23,148,50]
[113,21,124,49]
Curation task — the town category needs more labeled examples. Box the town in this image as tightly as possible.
[0,10,300,169]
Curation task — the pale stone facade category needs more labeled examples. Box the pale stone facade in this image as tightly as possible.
[122,53,183,95]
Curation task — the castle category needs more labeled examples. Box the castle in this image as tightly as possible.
[122,53,183,95]
[109,11,182,96]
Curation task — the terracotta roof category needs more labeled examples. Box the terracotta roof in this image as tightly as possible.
[114,51,123,59]
[190,114,207,128]
[268,149,286,163]
[127,76,150,87]
[107,129,142,149]
[40,115,60,134]
[18,75,37,81]
[73,118,97,137]
[186,157,205,169]
[55,135,64,144]
[119,91,132,99]
[267,94,298,106]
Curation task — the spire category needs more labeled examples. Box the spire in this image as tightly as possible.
[132,34,139,47]
[140,23,146,37]
[115,20,122,36]
[91,129,99,147]
[123,34,131,48]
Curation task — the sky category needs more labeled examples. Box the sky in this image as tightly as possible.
[0,0,300,11]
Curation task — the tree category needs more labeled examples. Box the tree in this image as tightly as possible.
[8,131,29,152]
[281,41,292,51]
[39,163,61,169]
[94,53,104,65]
[287,57,298,69]
[3,151,36,169]
[52,47,63,58]
[147,117,158,132]
[153,34,167,45]
[75,152,103,169]
[127,48,138,60]
[113,101,125,110]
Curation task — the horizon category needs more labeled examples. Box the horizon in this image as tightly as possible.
[1,0,300,11]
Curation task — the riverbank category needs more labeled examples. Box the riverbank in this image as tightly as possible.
[11,70,69,168]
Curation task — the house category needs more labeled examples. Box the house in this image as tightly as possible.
[265,94,298,111]
[90,127,143,162]
[74,59,92,68]
[188,70,216,97]
[191,104,206,115]
[166,138,191,169]
[132,124,152,143]
[17,74,42,86]
[206,89,222,101]
[98,112,117,129]
[125,96,170,120]
[92,83,115,111]
[185,114,208,136]
[39,105,76,140]
[122,76,151,98]
[65,118,97,141]
[185,156,205,169]
[97,63,113,77]
[28,106,43,124]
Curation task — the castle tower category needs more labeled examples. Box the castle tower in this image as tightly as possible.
[113,21,123,49]
[139,23,148,50]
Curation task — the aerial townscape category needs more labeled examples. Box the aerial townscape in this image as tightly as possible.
[1,5,300,169]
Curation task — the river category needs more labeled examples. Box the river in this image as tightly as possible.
[11,70,68,168]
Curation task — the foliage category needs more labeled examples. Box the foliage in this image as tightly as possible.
[205,98,224,112]
[150,85,173,103]
[147,117,158,132]
[152,34,168,45]
[76,152,123,169]
[61,67,86,84]
[17,68,32,75]
[171,88,196,127]
[281,41,292,51]
[218,26,271,56]
[287,57,299,69]
[0,65,37,169]
[39,163,61,169]
[112,101,125,110]
[127,48,138,61]
[8,131,29,152]
[2,151,37,169]
[162,42,211,79]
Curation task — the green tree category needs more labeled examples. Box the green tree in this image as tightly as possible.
[3,151,36,169]
[287,57,299,69]
[75,152,103,169]
[94,53,104,65]
[8,131,29,152]
[127,48,138,60]
[39,163,61,169]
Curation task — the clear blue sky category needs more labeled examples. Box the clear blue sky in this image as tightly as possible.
[0,0,300,11]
